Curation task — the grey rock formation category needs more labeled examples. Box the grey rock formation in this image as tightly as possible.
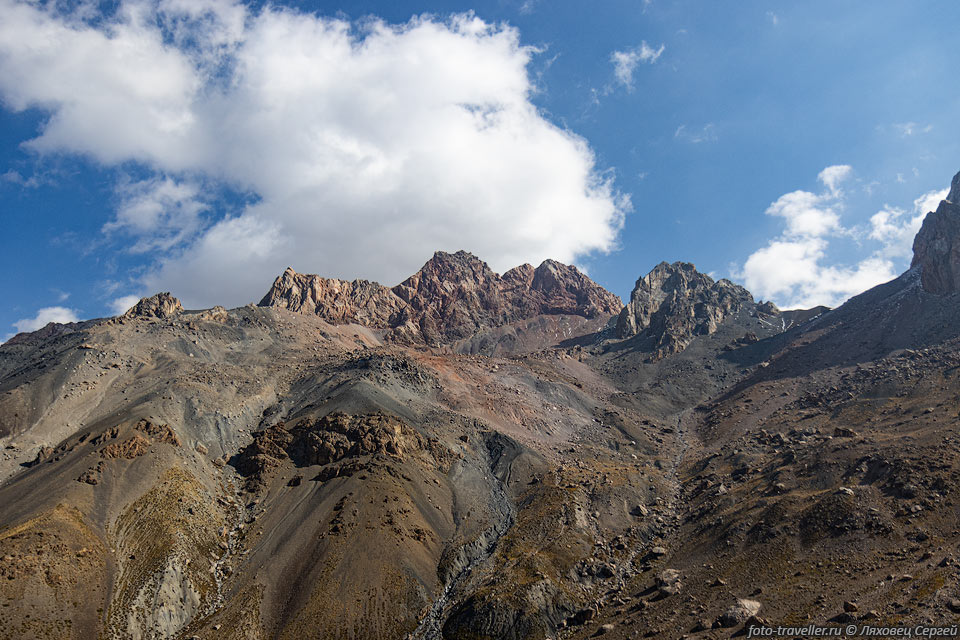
[949,170,960,205]
[716,598,762,628]
[911,172,960,295]
[615,262,755,358]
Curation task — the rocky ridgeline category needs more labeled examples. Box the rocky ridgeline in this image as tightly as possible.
[912,170,960,295]
[616,261,761,359]
[257,269,406,328]
[259,251,622,346]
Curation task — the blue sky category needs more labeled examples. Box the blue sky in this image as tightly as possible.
[1,0,958,338]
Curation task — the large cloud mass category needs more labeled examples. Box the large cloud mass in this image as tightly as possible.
[0,0,627,307]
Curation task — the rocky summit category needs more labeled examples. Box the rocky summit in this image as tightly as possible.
[615,261,758,359]
[1,173,960,640]
[122,292,184,320]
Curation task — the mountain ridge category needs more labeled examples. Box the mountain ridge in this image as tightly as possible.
[0,171,959,640]
[259,250,623,347]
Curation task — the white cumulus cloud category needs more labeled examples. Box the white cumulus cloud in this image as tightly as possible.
[765,189,841,237]
[734,167,945,309]
[0,1,628,308]
[868,188,948,260]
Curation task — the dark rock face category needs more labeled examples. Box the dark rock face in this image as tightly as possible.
[231,412,428,488]
[260,252,622,346]
[122,293,183,320]
[911,173,960,295]
[258,267,406,327]
[521,259,623,318]
[950,170,960,206]
[616,262,755,358]
[442,587,572,640]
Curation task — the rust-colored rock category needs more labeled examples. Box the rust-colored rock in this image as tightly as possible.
[100,434,151,459]
[261,252,622,346]
[135,419,181,447]
[232,412,431,488]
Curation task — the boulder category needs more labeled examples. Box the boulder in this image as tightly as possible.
[656,569,682,596]
[716,599,762,628]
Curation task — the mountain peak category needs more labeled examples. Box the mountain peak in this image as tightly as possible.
[616,261,755,358]
[948,170,960,204]
[529,259,621,318]
[911,171,960,294]
[122,293,183,320]
[394,251,499,304]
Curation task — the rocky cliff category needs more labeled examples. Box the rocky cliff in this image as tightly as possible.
[258,268,406,327]
[911,171,960,294]
[261,251,622,346]
[615,261,757,359]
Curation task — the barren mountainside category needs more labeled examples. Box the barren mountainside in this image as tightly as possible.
[1,172,960,640]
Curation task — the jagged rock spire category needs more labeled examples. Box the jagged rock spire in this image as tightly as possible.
[911,170,960,295]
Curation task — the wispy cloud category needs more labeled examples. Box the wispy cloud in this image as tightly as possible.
[892,122,933,137]
[1,169,49,188]
[103,175,209,254]
[674,123,717,144]
[518,0,538,15]
[611,41,664,90]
